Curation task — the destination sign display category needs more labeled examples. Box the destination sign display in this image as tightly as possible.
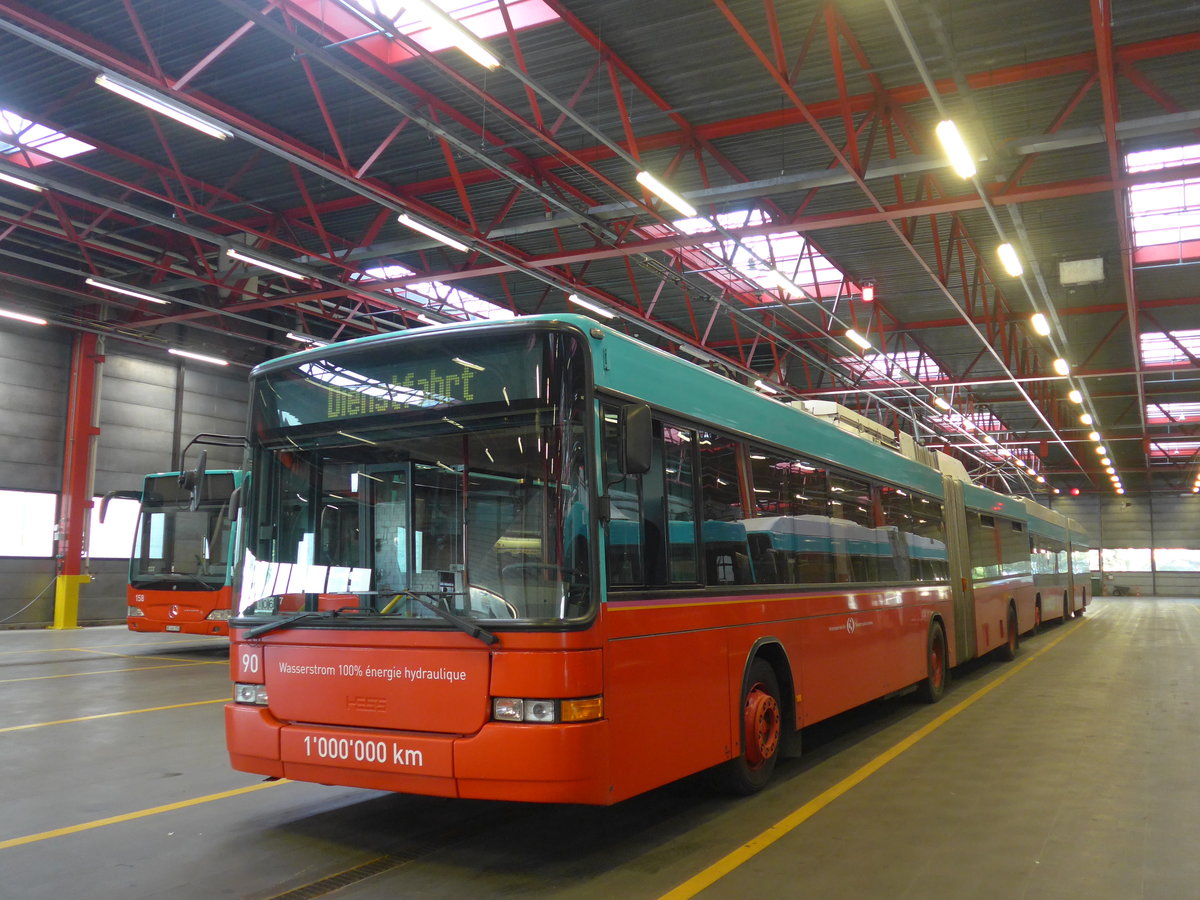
[254,332,560,431]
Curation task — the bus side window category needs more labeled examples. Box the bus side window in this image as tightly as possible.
[662,424,699,584]
[698,433,752,585]
[602,406,644,587]
[828,472,878,583]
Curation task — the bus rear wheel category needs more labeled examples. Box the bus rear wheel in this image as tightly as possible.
[915,620,947,704]
[716,659,782,795]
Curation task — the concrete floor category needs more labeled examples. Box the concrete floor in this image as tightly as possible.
[1,597,1197,899]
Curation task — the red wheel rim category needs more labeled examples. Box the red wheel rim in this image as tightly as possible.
[1035,606,1042,627]
[742,683,780,770]
[930,638,945,691]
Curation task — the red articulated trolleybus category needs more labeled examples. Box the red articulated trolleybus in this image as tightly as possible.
[225,314,1090,804]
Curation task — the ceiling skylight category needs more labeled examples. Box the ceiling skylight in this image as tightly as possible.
[0,110,94,167]
[305,0,559,65]
[932,409,1009,437]
[1139,328,1200,366]
[838,350,948,385]
[1148,439,1200,460]
[1146,401,1200,424]
[646,209,852,301]
[362,264,514,321]
[1126,143,1200,263]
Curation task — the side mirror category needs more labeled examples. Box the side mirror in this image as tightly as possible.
[98,489,142,523]
[620,403,652,475]
[178,449,208,512]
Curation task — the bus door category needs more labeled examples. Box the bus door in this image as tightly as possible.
[942,476,976,663]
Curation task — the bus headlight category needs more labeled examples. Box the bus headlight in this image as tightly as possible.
[233,683,268,705]
[127,606,144,617]
[206,609,232,620]
[492,696,602,723]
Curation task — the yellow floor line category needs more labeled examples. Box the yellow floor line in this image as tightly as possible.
[0,662,212,684]
[72,648,227,665]
[659,617,1092,900]
[0,698,229,733]
[0,780,289,851]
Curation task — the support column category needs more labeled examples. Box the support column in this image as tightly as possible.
[50,333,103,629]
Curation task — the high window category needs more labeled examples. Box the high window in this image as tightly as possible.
[1127,142,1200,265]
[1139,329,1200,367]
[362,264,514,322]
[296,0,560,66]
[0,110,94,167]
[0,490,56,557]
[838,350,949,386]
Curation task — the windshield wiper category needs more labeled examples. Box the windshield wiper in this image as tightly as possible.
[242,605,377,639]
[395,592,499,646]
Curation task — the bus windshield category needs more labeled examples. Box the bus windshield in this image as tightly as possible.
[131,472,238,590]
[234,327,592,628]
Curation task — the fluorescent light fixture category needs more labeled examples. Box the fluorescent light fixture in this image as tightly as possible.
[1105,466,1115,475]
[1036,476,1045,484]
[397,214,469,252]
[286,332,329,346]
[1030,313,1050,335]
[983,435,997,444]
[845,329,872,350]
[635,170,697,217]
[1080,413,1093,425]
[1052,358,1070,375]
[225,247,307,280]
[1101,457,1111,466]
[753,379,780,394]
[1116,488,1125,495]
[933,397,951,410]
[1088,431,1101,442]
[567,294,615,319]
[1095,446,1107,455]
[398,0,501,68]
[94,73,233,140]
[0,307,48,325]
[85,277,170,305]
[0,170,43,191]
[861,282,875,303]
[934,120,976,178]
[416,313,439,324]
[997,243,1023,277]
[452,356,485,371]
[1068,389,1083,404]
[168,347,228,366]
[1053,488,1061,494]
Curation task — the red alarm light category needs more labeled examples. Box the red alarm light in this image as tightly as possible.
[1070,487,1081,496]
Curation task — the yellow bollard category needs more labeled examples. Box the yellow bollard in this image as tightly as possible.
[49,574,91,630]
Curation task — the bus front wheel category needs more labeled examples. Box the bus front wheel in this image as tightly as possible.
[716,659,782,795]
